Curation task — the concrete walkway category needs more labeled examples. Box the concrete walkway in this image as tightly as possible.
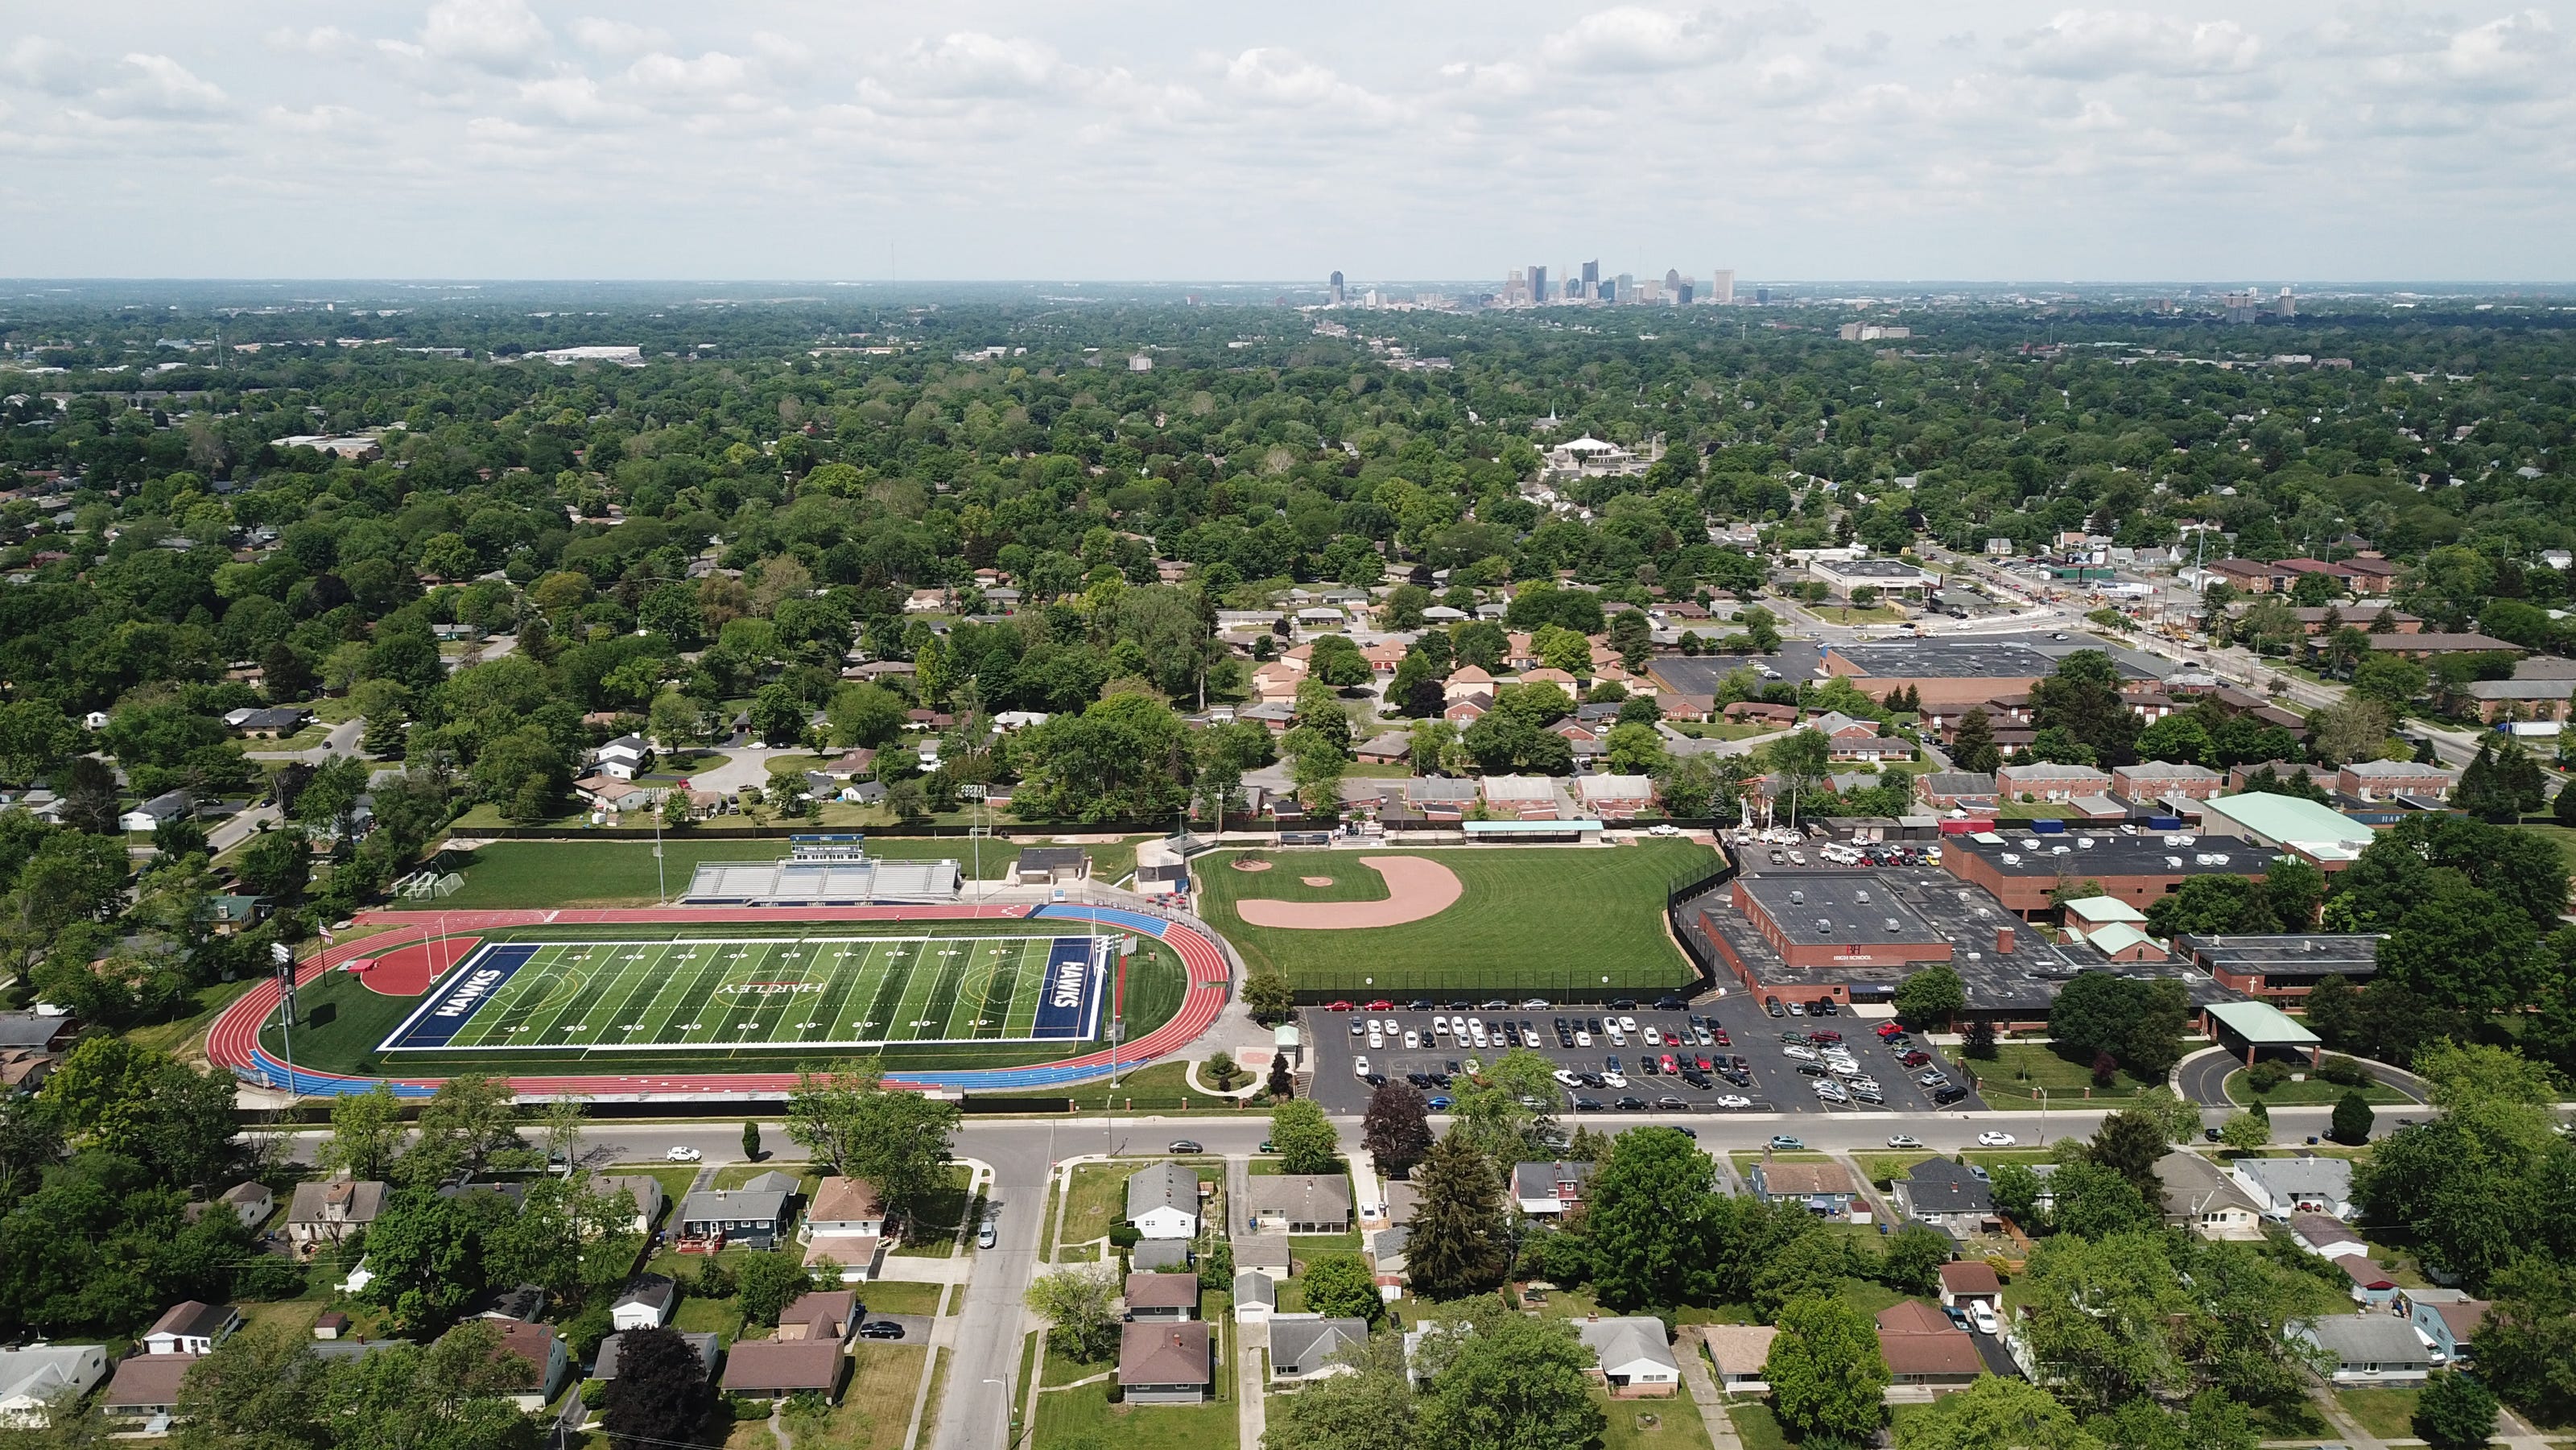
[1674,1328,1744,1450]
[1236,1316,1268,1450]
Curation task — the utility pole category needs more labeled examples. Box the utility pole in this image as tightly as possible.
[270,942,297,1097]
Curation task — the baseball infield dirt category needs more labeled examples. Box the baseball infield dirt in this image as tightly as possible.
[1234,856,1465,929]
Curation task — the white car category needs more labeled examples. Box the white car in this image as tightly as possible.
[1716,1094,1753,1109]
[1552,1069,1582,1088]
[1642,1027,1662,1046]
[1970,1302,2000,1335]
[1573,1029,1593,1047]
[1382,1018,1401,1034]
[1648,824,1682,837]
[1404,1031,1420,1050]
[1886,1134,1925,1149]
[1618,1015,1640,1034]
[1354,1055,1372,1077]
[1601,1070,1629,1089]
[1976,1131,2017,1146]
[1468,1025,1488,1048]
[1605,1027,1629,1046]
[1782,1045,1818,1062]
[1813,1082,1851,1102]
[665,1146,703,1163]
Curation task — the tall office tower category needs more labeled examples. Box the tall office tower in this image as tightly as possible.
[1665,268,1682,298]
[1677,282,1694,306]
[1506,267,1528,304]
[1755,286,1769,304]
[2277,287,2296,319]
[1582,260,1600,296]
[1530,266,1548,304]
[1329,271,1345,304]
[1616,273,1635,302]
[1710,270,1736,305]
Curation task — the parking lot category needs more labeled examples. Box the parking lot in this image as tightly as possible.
[1302,987,1980,1117]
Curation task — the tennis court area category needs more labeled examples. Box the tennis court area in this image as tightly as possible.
[376,933,1110,1052]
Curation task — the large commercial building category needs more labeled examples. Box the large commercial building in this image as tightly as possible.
[2177,934,2381,1000]
[1940,829,2271,917]
[1809,556,1937,601]
[1822,634,2165,708]
[2198,793,2377,866]
[1695,868,2077,1015]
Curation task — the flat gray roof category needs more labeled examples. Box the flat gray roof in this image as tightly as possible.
[1737,874,1945,948]
[1828,633,2167,682]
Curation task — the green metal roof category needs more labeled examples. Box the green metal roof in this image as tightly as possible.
[2203,793,2375,852]
[2064,895,2148,923]
[2083,922,2160,955]
[2204,999,2320,1046]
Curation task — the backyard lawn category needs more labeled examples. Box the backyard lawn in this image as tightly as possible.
[2335,1386,2421,1441]
[1195,841,1719,995]
[1597,1393,1715,1450]
[1031,1294,1236,1450]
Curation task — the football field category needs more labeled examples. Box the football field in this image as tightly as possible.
[377,934,1110,1052]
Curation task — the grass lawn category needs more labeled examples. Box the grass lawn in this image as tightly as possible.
[1195,841,1719,995]
[2334,1386,2422,1440]
[764,1343,925,1450]
[1667,721,1787,742]
[855,1280,944,1317]
[600,1164,701,1228]
[1726,1403,1795,1450]
[671,1290,747,1344]
[894,1166,976,1258]
[1597,1393,1715,1450]
[2226,1070,2413,1106]
[1966,1043,2166,1103]
[1032,1312,1237,1450]
[119,977,265,1058]
[714,1163,819,1192]
[1291,1230,1364,1255]
[1061,1061,1259,1113]
[1059,1163,1133,1248]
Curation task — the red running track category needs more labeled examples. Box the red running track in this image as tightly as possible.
[203,903,1234,1097]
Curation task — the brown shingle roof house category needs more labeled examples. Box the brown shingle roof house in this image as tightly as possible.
[773,1289,857,1345]
[1119,1321,1213,1404]
[1876,1299,1984,1385]
[723,1339,848,1402]
[100,1355,197,1419]
[1124,1272,1200,1321]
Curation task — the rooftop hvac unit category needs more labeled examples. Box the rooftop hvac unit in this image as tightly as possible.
[2051,845,2070,855]
[1790,890,1806,905]
[2077,837,2095,849]
[2166,856,2185,868]
[1816,918,1833,933]
[2001,853,2022,865]
[1885,918,1902,932]
[2194,853,2215,865]
[2210,853,2230,865]
[1856,890,1872,904]
[2302,940,2321,953]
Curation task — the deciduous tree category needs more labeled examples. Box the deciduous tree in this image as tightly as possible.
[1766,1296,1888,1446]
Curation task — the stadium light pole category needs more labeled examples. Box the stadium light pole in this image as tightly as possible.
[270,941,297,1098]
[961,784,987,906]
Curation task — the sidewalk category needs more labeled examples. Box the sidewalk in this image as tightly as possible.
[1674,1328,1744,1450]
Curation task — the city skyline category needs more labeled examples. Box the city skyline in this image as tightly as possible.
[2,1,2570,281]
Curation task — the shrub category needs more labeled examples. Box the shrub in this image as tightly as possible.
[1108,1225,1142,1249]
[2246,1060,2292,1092]
[2316,1055,2373,1087]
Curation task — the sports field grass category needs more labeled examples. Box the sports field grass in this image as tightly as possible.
[411,837,1153,910]
[262,920,1187,1076]
[378,933,1107,1053]
[1195,841,1718,995]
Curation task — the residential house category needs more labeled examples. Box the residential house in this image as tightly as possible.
[1232,1271,1278,1324]
[722,1340,847,1403]
[0,1013,78,1054]
[0,1047,57,1094]
[773,1290,859,1348]
[1747,1161,1857,1216]
[225,707,311,738]
[2297,1315,2434,1385]
[1442,692,1491,725]
[593,734,650,782]
[1233,1233,1292,1277]
[1118,1322,1213,1405]
[1702,1325,1778,1395]
[0,1345,109,1430]
[287,1179,387,1248]
[458,1320,568,1413]
[1893,1159,1992,1236]
[199,1181,272,1230]
[1131,1238,1191,1272]
[2400,1289,2489,1366]
[1511,1162,1594,1217]
[1268,1316,1370,1383]
[799,1175,888,1282]
[1124,1272,1199,1322]
[118,790,194,832]
[609,1275,677,1332]
[596,1331,719,1382]
[2336,1256,2403,1308]
[1938,1262,2003,1312]
[1443,666,1497,702]
[2154,1153,2265,1239]
[1576,1316,1680,1398]
[1915,771,1999,811]
[2289,1212,2368,1261]
[592,1174,666,1236]
[2231,1156,2354,1221]
[1724,701,1796,727]
[99,1355,196,1422]
[1354,731,1412,765]
[2336,760,2462,801]
[1246,1175,1352,1234]
[1876,1300,1984,1388]
[1126,1163,1202,1240]
[677,1172,798,1249]
[141,1301,240,1357]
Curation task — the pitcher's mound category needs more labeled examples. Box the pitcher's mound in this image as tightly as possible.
[1231,857,1274,873]
[1302,876,1335,887]
[1236,857,1464,929]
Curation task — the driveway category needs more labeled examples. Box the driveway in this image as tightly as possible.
[246,717,365,764]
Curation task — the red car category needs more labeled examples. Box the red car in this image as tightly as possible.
[1659,1055,1679,1076]
[1364,998,1395,1010]
[1711,1029,1732,1047]
[1325,1001,1355,1011]
[1693,1055,1715,1072]
[1875,1022,1907,1039]
[1900,1050,1933,1068]
[1810,1030,1843,1043]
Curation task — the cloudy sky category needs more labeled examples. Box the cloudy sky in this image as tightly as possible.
[2,1,2569,282]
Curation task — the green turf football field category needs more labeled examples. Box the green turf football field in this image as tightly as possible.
[377,934,1103,1051]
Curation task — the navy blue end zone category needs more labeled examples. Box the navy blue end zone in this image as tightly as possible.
[378,944,541,1051]
[1030,937,1104,1040]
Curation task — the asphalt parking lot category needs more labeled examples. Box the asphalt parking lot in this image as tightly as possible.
[1302,989,1980,1117]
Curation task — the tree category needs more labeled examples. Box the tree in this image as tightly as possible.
[1268,1051,1295,1101]
[2478,1260,2576,1428]
[2413,1369,2500,1450]
[1302,1251,1385,1323]
[741,1119,763,1162]
[1766,1296,1889,1446]
[2086,1109,2171,1196]
[2029,651,2142,767]
[60,754,119,835]
[1584,1126,1723,1311]
[1951,708,2002,774]
[235,827,312,903]
[1361,1080,1433,1179]
[2218,1111,2269,1152]
[597,1324,712,1450]
[2310,695,2394,766]
[402,1073,521,1184]
[1406,1131,1511,1299]
[2264,856,2326,928]
[1962,1018,1997,1060]
[1764,729,1833,821]
[1877,1224,1952,1296]
[1445,1048,1562,1165]
[1893,1373,2100,1450]
[2048,972,2190,1078]
[1412,1297,1607,1450]
[1269,1098,1341,1175]
[1263,1331,1418,1450]
[734,1250,810,1328]
[1893,965,1965,1029]
[780,1067,959,1225]
[316,1082,405,1183]
[2330,1090,2375,1146]
[1243,968,1295,1026]
[1026,1266,1121,1362]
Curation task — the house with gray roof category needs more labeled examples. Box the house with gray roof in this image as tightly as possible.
[1268,1316,1370,1382]
[1892,1159,1993,1235]
[2155,1153,2264,1240]
[2232,1155,2354,1221]
[1126,1163,1201,1240]
[1245,1175,1351,1234]
[1232,1270,1278,1323]
[2297,1314,2434,1384]
[678,1173,798,1248]
[1577,1316,1680,1398]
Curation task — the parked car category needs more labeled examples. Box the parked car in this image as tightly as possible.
[1427,1096,1453,1110]
[1764,997,1785,1018]
[860,1321,906,1340]
[1716,1094,1752,1109]
[1353,1055,1371,1077]
[976,1217,998,1250]
[1768,1134,1806,1150]
[666,1146,703,1163]
[1977,1130,2017,1146]
[1167,1139,1203,1154]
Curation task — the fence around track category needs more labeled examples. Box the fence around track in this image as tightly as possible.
[207,901,1234,1100]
